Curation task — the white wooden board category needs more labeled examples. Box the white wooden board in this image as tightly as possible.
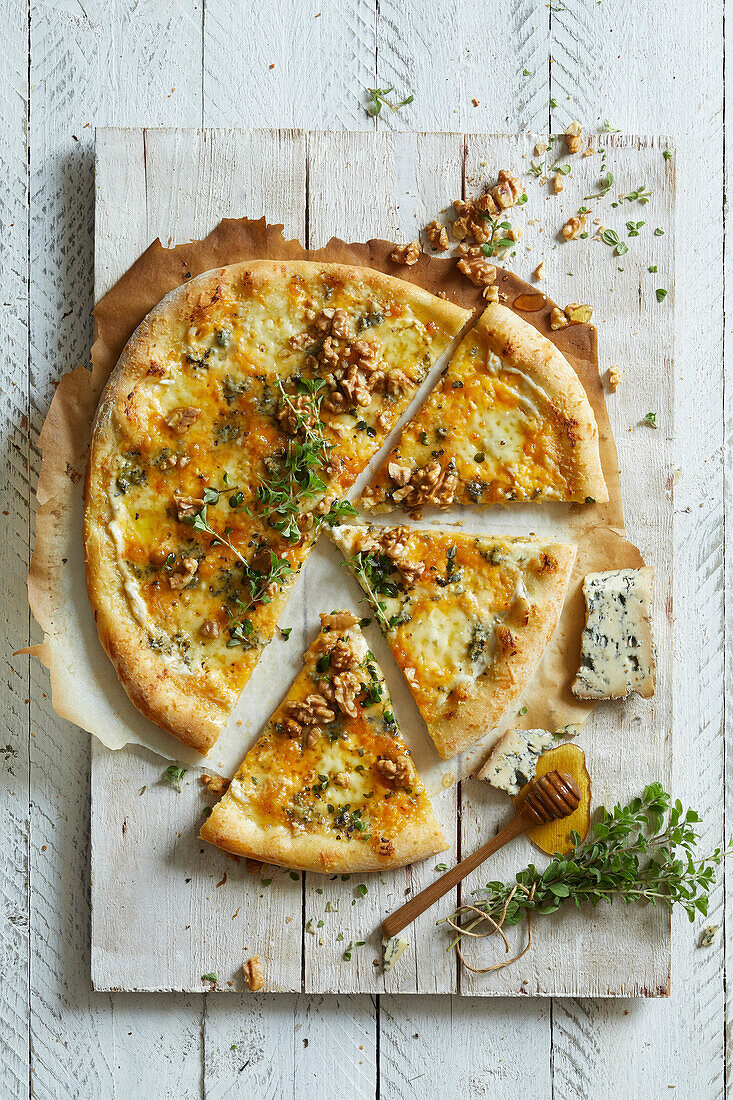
[90,126,673,997]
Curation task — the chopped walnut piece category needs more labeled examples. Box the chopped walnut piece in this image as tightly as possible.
[376,756,410,787]
[561,213,586,240]
[564,121,583,154]
[457,254,497,288]
[286,694,335,726]
[319,610,359,631]
[288,331,313,351]
[482,284,500,303]
[329,308,352,340]
[492,168,526,209]
[165,406,200,433]
[582,146,595,157]
[390,241,421,266]
[243,957,264,992]
[276,392,320,435]
[392,460,458,511]
[533,262,545,281]
[173,494,203,521]
[424,219,450,251]
[549,306,570,331]
[552,175,564,194]
[333,671,361,718]
[608,366,622,392]
[200,773,230,796]
[535,141,548,156]
[199,619,220,639]
[326,638,354,674]
[168,557,198,589]
[565,303,593,324]
[332,771,351,789]
[388,461,413,487]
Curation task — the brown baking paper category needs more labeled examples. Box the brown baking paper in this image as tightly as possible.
[26,219,643,786]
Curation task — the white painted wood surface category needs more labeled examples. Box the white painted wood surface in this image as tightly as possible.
[91,127,673,1000]
[2,0,726,1095]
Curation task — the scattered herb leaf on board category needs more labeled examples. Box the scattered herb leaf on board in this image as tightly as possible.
[163,765,187,792]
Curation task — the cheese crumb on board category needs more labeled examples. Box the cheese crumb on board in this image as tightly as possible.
[572,568,656,700]
[478,728,557,795]
[382,935,409,972]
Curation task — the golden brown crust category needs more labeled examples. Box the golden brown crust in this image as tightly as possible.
[199,799,447,873]
[477,304,608,502]
[84,261,469,754]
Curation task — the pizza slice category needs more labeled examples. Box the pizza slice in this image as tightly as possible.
[84,261,469,753]
[329,524,576,759]
[200,611,447,872]
[360,301,608,514]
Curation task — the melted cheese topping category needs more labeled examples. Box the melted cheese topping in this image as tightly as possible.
[333,525,560,722]
[221,626,434,850]
[368,331,581,508]
[88,267,461,699]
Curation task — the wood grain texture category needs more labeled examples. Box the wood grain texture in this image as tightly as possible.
[548,1,724,1095]
[0,2,30,1097]
[27,2,203,1097]
[4,0,727,1095]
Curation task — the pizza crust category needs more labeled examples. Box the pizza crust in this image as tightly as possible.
[84,261,469,754]
[200,797,447,873]
[478,303,608,502]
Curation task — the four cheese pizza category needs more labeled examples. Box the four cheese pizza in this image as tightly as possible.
[329,524,576,759]
[84,261,469,753]
[360,302,608,514]
[200,611,447,872]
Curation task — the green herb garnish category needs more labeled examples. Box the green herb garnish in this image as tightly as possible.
[366,87,414,117]
[656,288,668,302]
[440,784,729,968]
[163,765,187,792]
[641,412,658,428]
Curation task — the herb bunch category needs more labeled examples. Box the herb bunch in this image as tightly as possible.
[440,784,727,968]
[347,551,402,630]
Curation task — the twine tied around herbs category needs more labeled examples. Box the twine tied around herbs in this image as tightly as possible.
[441,881,537,974]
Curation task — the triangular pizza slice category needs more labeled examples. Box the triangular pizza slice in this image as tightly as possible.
[84,261,469,753]
[360,301,608,515]
[200,611,447,872]
[329,524,576,759]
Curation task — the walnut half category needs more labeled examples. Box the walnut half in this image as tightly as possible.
[243,956,264,992]
[390,241,421,266]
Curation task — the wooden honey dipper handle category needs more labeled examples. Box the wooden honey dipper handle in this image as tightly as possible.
[381,770,581,942]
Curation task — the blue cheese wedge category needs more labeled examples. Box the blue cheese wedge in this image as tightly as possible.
[478,727,556,794]
[382,935,409,972]
[572,567,655,700]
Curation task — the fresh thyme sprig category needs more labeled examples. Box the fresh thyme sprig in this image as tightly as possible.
[366,86,414,117]
[439,784,728,967]
[347,551,401,630]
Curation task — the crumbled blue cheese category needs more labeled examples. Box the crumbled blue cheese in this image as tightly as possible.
[479,728,556,794]
[572,568,655,700]
[382,935,409,972]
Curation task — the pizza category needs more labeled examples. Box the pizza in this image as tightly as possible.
[200,611,447,872]
[84,261,469,753]
[360,301,608,514]
[329,524,576,758]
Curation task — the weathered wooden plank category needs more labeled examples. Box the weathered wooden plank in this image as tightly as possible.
[91,127,308,995]
[375,0,549,134]
[203,0,377,131]
[380,994,551,1099]
[548,0,724,1095]
[28,1,205,1094]
[0,2,31,1097]
[457,132,674,997]
[303,129,463,995]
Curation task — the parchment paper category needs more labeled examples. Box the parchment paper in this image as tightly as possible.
[25,218,643,789]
